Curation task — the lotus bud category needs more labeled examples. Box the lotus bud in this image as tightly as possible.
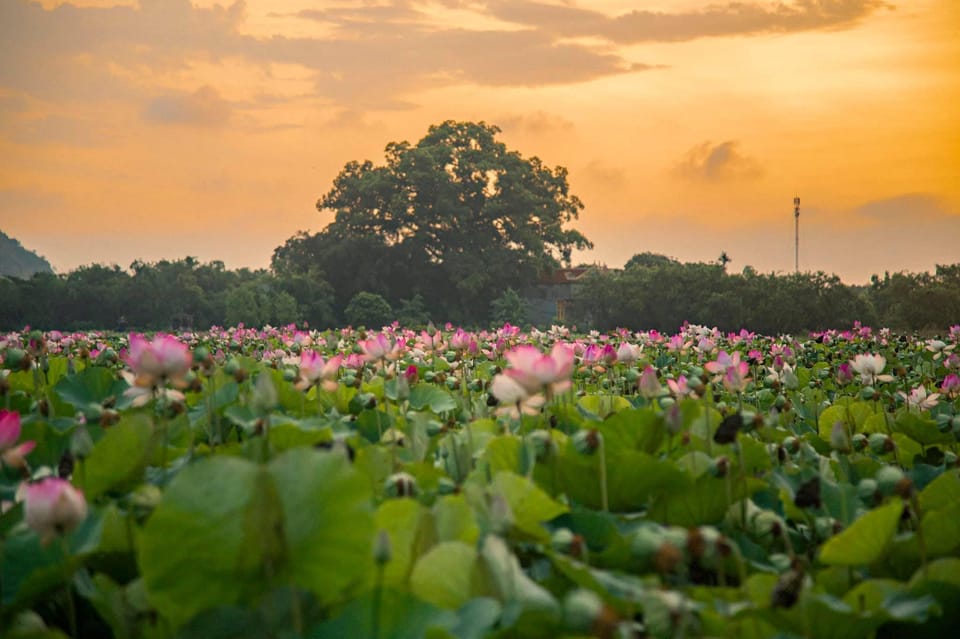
[487,493,514,535]
[251,372,278,414]
[70,425,95,459]
[373,529,392,566]
[24,478,87,546]
[829,421,850,452]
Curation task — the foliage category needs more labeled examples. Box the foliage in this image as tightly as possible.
[276,120,592,323]
[490,288,528,327]
[2,321,959,638]
[344,291,394,328]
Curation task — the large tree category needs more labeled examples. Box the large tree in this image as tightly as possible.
[302,120,592,322]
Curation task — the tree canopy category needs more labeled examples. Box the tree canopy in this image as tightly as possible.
[275,120,592,323]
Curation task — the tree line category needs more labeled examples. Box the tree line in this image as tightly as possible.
[1,120,957,334]
[568,255,960,334]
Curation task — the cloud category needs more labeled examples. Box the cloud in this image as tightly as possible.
[581,160,627,189]
[0,0,656,111]
[672,141,763,182]
[486,0,891,43]
[852,193,949,224]
[142,86,232,127]
[498,111,575,135]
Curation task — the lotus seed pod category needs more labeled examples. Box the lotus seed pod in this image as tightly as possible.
[945,451,958,466]
[868,433,892,455]
[857,478,879,505]
[875,465,905,497]
[851,433,868,451]
[572,429,601,455]
[384,472,417,498]
[551,528,576,553]
[282,367,298,383]
[708,455,730,478]
[563,588,605,634]
[630,526,665,562]
[430,478,453,497]
[814,517,837,539]
[782,436,800,454]
[528,429,556,462]
[775,394,787,409]
[860,386,877,401]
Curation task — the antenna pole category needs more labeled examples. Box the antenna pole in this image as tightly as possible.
[793,196,800,273]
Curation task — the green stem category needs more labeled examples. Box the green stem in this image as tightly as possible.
[598,433,608,512]
[372,564,385,639]
[61,537,77,639]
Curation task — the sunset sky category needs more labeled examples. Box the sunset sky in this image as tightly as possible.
[1,0,958,284]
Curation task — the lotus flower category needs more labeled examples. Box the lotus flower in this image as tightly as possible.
[125,333,192,386]
[296,351,343,392]
[900,386,939,411]
[638,365,662,399]
[359,333,398,362]
[849,354,894,385]
[0,410,35,470]
[24,478,87,545]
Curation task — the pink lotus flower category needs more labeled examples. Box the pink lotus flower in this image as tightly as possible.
[125,333,192,385]
[296,351,343,392]
[836,362,854,385]
[0,410,36,470]
[723,361,750,393]
[666,374,697,398]
[359,334,398,362]
[941,373,960,398]
[704,350,731,374]
[503,343,574,395]
[24,478,87,545]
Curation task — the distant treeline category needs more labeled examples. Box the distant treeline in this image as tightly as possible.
[0,254,958,334]
[568,257,960,335]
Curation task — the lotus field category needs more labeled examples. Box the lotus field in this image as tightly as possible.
[2,322,960,638]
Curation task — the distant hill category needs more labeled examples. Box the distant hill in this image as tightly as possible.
[0,230,55,278]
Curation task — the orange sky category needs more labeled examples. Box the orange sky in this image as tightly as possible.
[1,0,958,284]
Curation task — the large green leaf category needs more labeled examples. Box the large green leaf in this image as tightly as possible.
[309,588,457,639]
[820,499,903,566]
[410,541,478,609]
[138,449,374,627]
[408,384,457,413]
[551,446,687,513]
[80,414,156,499]
[647,475,766,527]
[491,471,567,542]
[53,366,128,413]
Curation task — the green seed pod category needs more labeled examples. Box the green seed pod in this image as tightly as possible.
[857,478,879,505]
[875,465,905,497]
[868,433,892,455]
[384,472,418,498]
[563,589,605,634]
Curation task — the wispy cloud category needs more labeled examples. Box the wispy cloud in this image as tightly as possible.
[486,0,891,43]
[143,86,232,127]
[673,141,763,182]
